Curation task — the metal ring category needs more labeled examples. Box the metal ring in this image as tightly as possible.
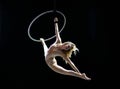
[27,10,66,42]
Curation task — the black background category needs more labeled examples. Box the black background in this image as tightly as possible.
[0,0,109,88]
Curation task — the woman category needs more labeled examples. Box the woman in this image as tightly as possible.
[40,17,91,80]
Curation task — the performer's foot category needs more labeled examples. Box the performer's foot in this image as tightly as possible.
[81,73,91,80]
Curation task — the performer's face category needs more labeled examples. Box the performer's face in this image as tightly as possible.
[58,42,78,58]
[60,42,75,51]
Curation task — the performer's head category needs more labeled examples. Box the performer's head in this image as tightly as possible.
[60,42,79,58]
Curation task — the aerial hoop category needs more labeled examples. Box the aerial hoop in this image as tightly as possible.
[27,10,66,42]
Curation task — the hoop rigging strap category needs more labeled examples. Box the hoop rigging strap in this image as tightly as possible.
[27,10,66,42]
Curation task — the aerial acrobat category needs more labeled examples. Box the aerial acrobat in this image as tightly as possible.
[40,17,91,80]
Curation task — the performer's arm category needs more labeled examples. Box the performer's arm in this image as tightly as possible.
[54,17,62,44]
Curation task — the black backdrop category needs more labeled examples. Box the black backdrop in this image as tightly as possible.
[0,0,108,88]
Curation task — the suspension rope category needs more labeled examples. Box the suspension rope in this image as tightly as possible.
[53,0,57,12]
[27,10,66,42]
